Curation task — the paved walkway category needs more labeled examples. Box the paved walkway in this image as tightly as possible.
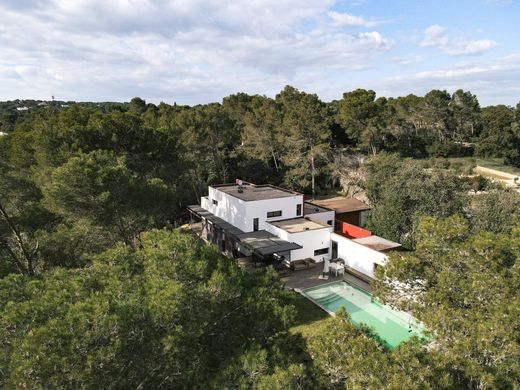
[280,266,372,292]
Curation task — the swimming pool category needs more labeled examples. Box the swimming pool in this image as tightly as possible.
[303,281,424,349]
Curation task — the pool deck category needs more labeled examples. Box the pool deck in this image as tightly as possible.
[280,266,372,293]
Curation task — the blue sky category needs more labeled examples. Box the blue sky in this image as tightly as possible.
[0,0,519,106]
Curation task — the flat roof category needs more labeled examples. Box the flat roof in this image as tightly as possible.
[269,217,331,233]
[352,235,401,252]
[212,183,301,201]
[236,230,302,255]
[187,205,244,236]
[304,202,331,215]
[310,197,371,214]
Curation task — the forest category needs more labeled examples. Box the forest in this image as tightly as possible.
[1,86,519,389]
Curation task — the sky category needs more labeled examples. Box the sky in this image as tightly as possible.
[1,0,519,106]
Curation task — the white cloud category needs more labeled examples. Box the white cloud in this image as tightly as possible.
[328,11,381,27]
[373,53,520,105]
[0,0,393,103]
[391,55,424,65]
[420,24,497,56]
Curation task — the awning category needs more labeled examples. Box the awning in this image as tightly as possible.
[236,230,302,257]
[187,205,302,257]
[187,205,244,237]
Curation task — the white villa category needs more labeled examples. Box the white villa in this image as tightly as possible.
[187,180,401,280]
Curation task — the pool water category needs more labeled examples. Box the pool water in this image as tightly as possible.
[303,281,424,349]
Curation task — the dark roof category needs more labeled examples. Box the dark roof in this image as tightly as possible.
[236,230,302,255]
[303,202,330,215]
[352,235,401,252]
[187,205,301,255]
[311,197,371,214]
[212,183,301,201]
[187,205,244,236]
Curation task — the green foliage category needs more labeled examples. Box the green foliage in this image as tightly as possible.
[43,150,176,246]
[364,154,468,248]
[0,230,300,389]
[276,86,331,196]
[374,216,520,389]
[471,190,520,234]
[307,311,454,389]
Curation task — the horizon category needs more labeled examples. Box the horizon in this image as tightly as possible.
[1,0,519,106]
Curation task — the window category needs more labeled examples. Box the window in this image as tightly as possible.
[253,218,259,231]
[331,241,338,259]
[296,204,302,216]
[212,199,218,206]
[314,248,329,256]
[327,220,333,226]
[267,210,282,218]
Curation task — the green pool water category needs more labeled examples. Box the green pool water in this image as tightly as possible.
[303,281,424,349]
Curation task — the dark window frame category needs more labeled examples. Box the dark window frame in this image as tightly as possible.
[314,248,329,256]
[296,204,302,216]
[266,210,282,218]
[212,199,218,206]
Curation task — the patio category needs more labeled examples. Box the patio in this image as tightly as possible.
[280,265,372,292]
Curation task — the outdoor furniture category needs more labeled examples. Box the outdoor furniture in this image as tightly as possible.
[290,258,317,271]
[329,262,345,277]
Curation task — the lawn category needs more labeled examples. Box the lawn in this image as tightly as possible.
[446,157,520,176]
[286,291,330,339]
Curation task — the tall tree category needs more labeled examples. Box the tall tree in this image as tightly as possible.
[42,150,175,247]
[374,216,520,389]
[364,155,468,248]
[276,86,331,197]
[240,96,284,172]
[0,230,300,389]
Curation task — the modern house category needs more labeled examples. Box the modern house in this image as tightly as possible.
[188,180,400,280]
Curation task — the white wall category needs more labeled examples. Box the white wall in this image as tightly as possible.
[267,223,333,262]
[203,186,303,233]
[202,189,248,231]
[331,232,387,278]
[245,195,303,232]
[305,210,335,227]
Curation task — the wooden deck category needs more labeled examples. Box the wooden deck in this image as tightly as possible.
[280,266,372,292]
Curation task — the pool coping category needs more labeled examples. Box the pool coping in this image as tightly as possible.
[296,280,367,317]
[296,280,427,346]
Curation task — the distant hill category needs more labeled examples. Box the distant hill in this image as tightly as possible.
[0,99,126,133]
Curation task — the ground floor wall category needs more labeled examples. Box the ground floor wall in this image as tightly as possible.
[287,227,333,263]
[330,232,387,278]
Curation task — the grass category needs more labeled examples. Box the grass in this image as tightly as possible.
[446,157,520,176]
[286,291,330,339]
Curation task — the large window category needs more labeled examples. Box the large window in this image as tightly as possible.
[314,248,329,256]
[267,210,282,218]
[296,204,302,216]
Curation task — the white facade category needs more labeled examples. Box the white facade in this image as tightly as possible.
[201,186,303,233]
[266,222,333,262]
[194,183,398,279]
[305,210,335,227]
[330,232,388,278]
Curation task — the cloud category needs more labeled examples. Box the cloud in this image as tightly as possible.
[391,55,424,65]
[0,0,394,103]
[420,24,497,56]
[373,53,520,105]
[328,11,382,27]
